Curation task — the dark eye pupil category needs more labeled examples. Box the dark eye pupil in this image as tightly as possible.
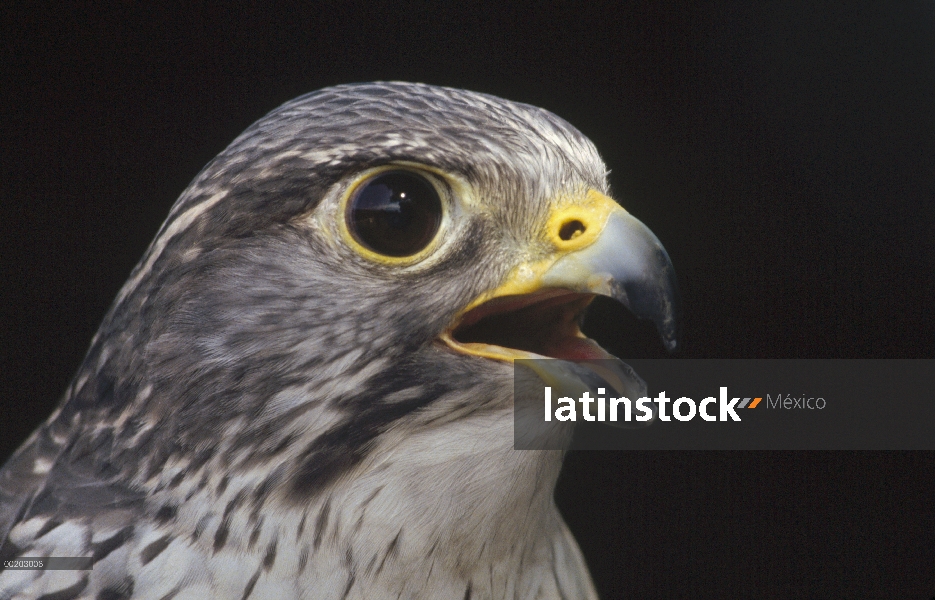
[347,171,442,257]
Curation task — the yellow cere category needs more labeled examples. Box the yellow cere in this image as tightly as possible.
[546,189,622,252]
[458,190,625,315]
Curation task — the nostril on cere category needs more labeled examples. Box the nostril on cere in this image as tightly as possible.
[559,219,586,241]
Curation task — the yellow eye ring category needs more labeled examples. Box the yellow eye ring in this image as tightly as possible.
[339,166,448,265]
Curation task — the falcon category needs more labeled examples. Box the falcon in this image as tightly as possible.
[0,82,677,599]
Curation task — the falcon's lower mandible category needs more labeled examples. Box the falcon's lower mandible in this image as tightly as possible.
[0,82,677,599]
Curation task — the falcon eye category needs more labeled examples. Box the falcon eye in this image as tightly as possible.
[346,170,443,257]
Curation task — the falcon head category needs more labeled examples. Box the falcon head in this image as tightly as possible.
[1,82,677,598]
[60,81,677,484]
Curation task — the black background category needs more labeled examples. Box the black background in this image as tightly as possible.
[2,2,934,598]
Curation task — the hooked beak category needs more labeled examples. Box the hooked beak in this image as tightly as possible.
[540,208,679,352]
[440,189,679,362]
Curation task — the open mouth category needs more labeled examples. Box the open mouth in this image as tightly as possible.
[440,289,615,361]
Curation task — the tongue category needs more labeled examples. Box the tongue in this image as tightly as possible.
[543,335,613,360]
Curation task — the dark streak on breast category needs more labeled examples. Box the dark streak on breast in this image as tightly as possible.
[313,496,331,550]
[192,514,210,542]
[92,525,134,563]
[240,567,262,600]
[340,574,356,600]
[262,538,277,571]
[154,505,178,523]
[375,529,401,576]
[213,517,231,553]
[35,518,63,539]
[140,535,172,565]
[296,510,306,541]
[96,576,134,600]
[297,544,310,574]
[35,574,88,600]
[248,519,262,549]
